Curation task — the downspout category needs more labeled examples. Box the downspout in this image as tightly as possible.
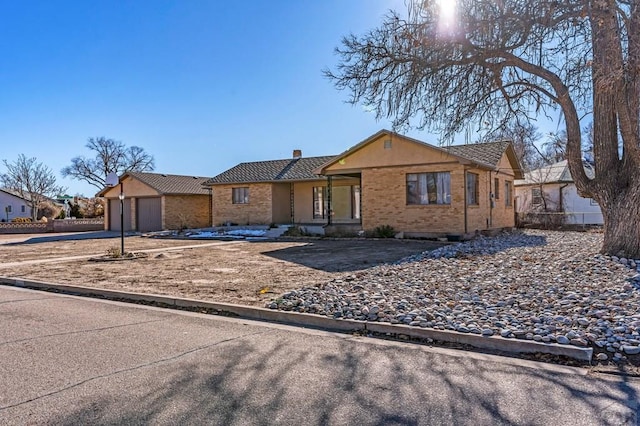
[327,176,333,226]
[290,183,295,224]
[207,187,213,227]
[463,169,468,234]
[488,170,493,229]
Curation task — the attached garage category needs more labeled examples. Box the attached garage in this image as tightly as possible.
[98,172,212,232]
[136,197,162,232]
[108,198,133,231]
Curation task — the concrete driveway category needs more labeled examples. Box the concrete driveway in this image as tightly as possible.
[0,285,638,425]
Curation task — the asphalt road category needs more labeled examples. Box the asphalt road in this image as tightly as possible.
[0,286,638,426]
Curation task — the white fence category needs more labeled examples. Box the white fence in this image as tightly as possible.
[517,211,603,228]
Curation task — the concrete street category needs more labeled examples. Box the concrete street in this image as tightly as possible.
[0,285,638,425]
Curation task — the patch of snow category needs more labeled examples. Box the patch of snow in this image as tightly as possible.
[188,229,267,238]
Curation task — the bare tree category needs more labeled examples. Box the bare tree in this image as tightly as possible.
[62,137,155,190]
[542,131,568,164]
[481,121,543,171]
[326,0,640,257]
[1,154,66,221]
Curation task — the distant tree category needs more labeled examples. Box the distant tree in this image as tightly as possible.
[541,131,568,164]
[481,121,542,171]
[37,200,63,220]
[69,202,84,219]
[62,137,155,190]
[80,197,105,218]
[1,154,66,221]
[581,122,595,165]
[540,127,596,165]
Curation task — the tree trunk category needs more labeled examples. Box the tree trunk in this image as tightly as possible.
[600,181,640,259]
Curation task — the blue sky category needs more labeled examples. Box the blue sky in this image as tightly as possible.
[0,0,557,196]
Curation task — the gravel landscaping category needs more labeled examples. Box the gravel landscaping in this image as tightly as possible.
[267,230,640,363]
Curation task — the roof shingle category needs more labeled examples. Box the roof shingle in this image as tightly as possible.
[444,140,512,169]
[126,172,211,195]
[205,156,336,185]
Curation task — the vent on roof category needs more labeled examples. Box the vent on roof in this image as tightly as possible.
[293,149,302,159]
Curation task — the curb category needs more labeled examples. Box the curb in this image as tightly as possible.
[0,277,593,362]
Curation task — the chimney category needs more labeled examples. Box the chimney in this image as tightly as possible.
[293,149,302,159]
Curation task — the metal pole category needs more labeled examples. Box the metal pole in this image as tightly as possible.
[120,182,124,256]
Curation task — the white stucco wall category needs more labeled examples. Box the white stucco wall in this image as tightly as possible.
[515,183,603,225]
[0,191,31,221]
[561,185,603,225]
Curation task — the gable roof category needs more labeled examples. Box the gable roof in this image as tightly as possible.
[0,187,30,202]
[204,156,336,185]
[515,160,595,186]
[97,172,211,196]
[317,129,524,178]
[0,188,60,204]
[444,141,511,169]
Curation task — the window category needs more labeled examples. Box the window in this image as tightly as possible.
[6,205,11,213]
[466,172,479,205]
[505,181,513,207]
[494,178,500,199]
[406,172,451,205]
[531,188,543,206]
[314,185,361,220]
[21,205,25,213]
[232,187,249,204]
[313,186,327,219]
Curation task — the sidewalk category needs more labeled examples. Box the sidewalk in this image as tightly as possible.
[0,240,243,269]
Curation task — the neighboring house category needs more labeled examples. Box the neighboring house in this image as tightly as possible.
[206,130,524,238]
[0,188,32,221]
[514,160,603,225]
[97,172,212,232]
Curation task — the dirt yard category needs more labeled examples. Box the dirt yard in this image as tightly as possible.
[0,234,445,306]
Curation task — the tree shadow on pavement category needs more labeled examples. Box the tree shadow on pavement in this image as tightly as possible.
[260,239,447,273]
[40,334,638,426]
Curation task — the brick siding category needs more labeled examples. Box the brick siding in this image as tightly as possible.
[212,183,273,225]
[361,165,466,234]
[164,194,211,229]
[361,164,515,236]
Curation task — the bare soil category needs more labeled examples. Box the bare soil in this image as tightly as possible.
[0,234,445,306]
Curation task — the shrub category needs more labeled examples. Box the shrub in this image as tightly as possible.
[106,247,121,258]
[11,217,32,223]
[81,198,105,218]
[282,226,311,237]
[70,203,84,218]
[371,224,395,238]
[37,201,62,220]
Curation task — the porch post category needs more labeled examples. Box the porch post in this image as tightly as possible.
[327,176,333,225]
[290,183,295,223]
